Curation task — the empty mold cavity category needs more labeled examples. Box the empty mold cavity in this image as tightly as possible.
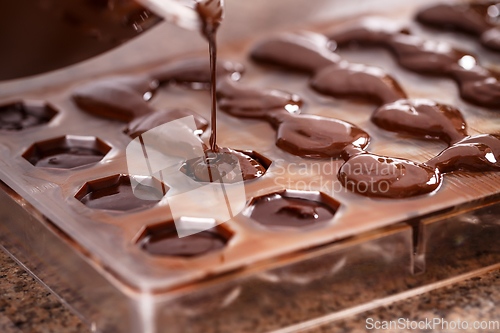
[245,190,340,228]
[135,219,233,257]
[0,100,57,131]
[23,135,111,169]
[75,174,167,212]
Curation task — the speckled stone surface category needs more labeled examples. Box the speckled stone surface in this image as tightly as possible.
[2,248,500,333]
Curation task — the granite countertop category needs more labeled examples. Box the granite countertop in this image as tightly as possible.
[2,249,500,333]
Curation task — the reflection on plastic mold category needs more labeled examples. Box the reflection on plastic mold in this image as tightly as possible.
[75,174,167,212]
[22,135,111,169]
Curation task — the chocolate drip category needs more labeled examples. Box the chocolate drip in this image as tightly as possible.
[310,63,407,104]
[250,194,336,227]
[250,31,341,74]
[216,75,369,158]
[182,147,266,182]
[72,75,158,121]
[151,58,244,88]
[372,99,467,145]
[196,0,224,151]
[140,229,226,257]
[125,108,208,138]
[338,148,441,198]
[417,3,500,52]
[427,134,500,173]
[0,101,56,131]
[329,19,500,108]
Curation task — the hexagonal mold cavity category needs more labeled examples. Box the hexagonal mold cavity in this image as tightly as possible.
[180,149,272,183]
[0,100,58,131]
[244,190,340,228]
[135,219,233,257]
[75,174,167,212]
[23,135,111,169]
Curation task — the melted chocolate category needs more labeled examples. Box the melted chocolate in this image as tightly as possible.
[216,76,303,118]
[182,147,266,182]
[0,101,57,130]
[249,193,336,227]
[196,0,224,151]
[372,99,467,145]
[427,134,500,173]
[250,31,341,74]
[329,19,500,108]
[338,148,441,198]
[29,147,104,169]
[72,75,158,121]
[310,63,407,104]
[141,229,226,257]
[151,58,244,88]
[79,175,161,211]
[1,0,161,80]
[216,75,369,158]
[417,3,500,52]
[125,108,209,138]
[271,112,370,159]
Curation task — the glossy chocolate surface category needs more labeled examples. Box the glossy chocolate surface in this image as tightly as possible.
[141,229,226,257]
[125,108,209,138]
[338,148,441,198]
[417,2,500,52]
[181,148,266,182]
[249,193,336,227]
[72,75,158,121]
[329,19,500,108]
[427,134,500,173]
[0,0,161,80]
[372,99,467,145]
[0,101,57,130]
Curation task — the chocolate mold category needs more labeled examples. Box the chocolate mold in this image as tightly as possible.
[75,174,167,212]
[22,135,111,169]
[244,189,341,228]
[0,100,58,131]
[135,219,233,257]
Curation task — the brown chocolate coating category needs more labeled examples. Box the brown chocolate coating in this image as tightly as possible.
[0,101,56,130]
[125,108,209,138]
[79,176,161,211]
[151,58,244,88]
[310,63,407,105]
[427,134,500,173]
[0,0,161,81]
[250,31,341,74]
[216,76,303,118]
[140,229,226,257]
[249,194,336,227]
[272,113,370,159]
[72,75,158,121]
[329,19,500,108]
[338,148,441,198]
[29,147,104,169]
[182,148,266,182]
[417,3,500,52]
[372,99,467,145]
